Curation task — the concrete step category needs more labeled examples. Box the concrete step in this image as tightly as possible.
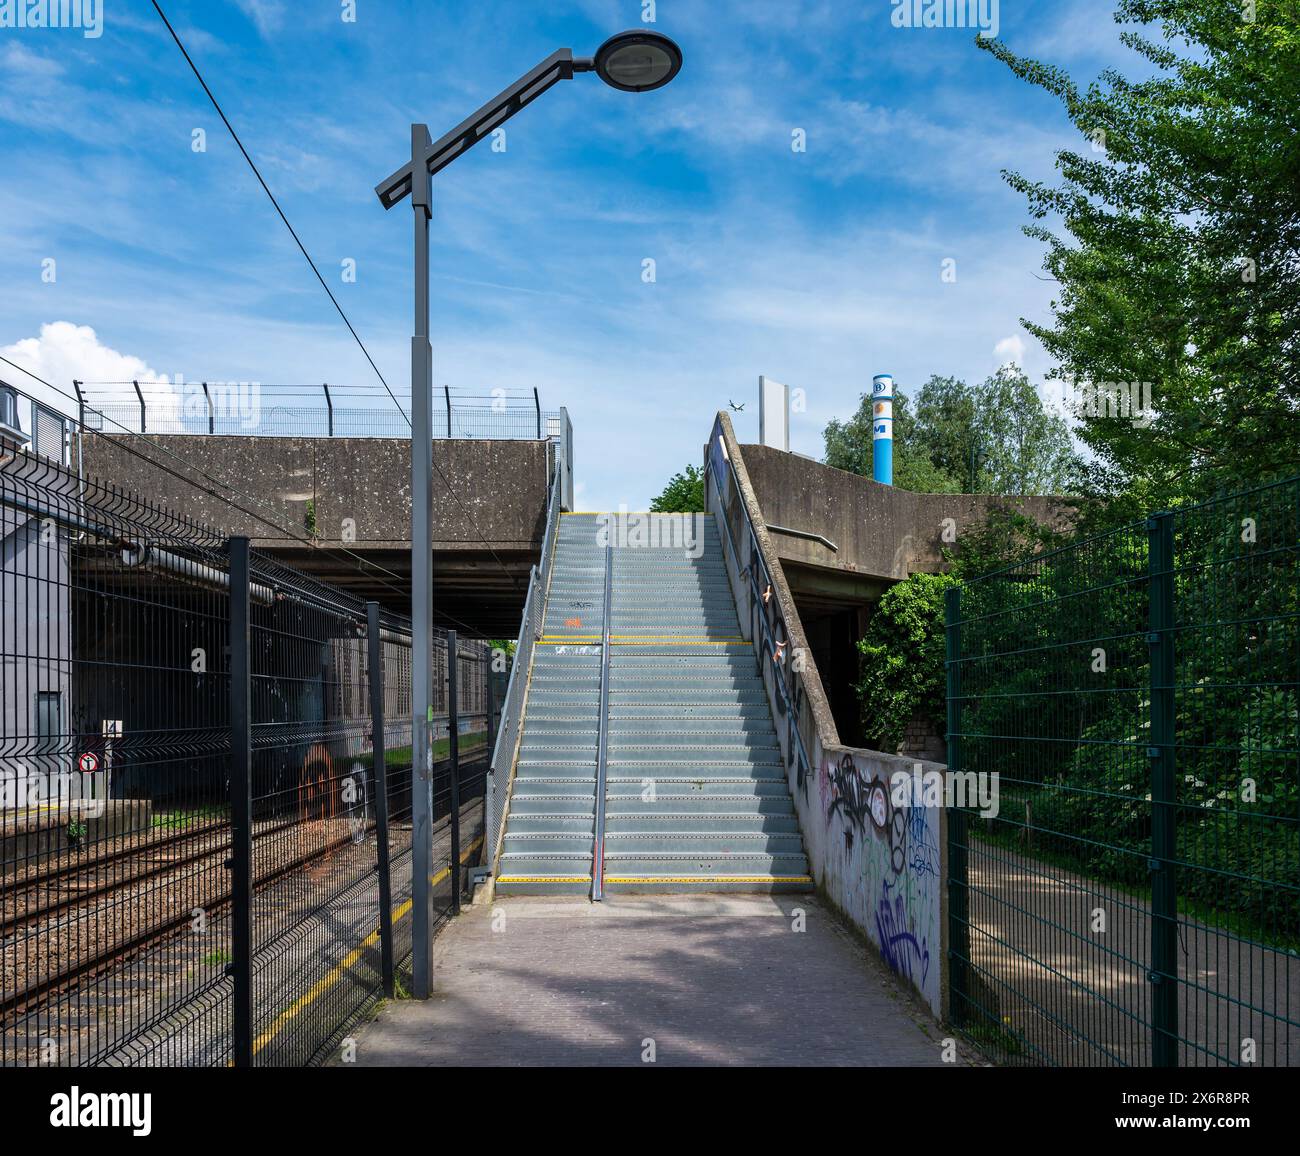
[507,815,596,834]
[603,813,799,833]
[515,761,598,777]
[606,757,785,772]
[601,874,814,894]
[606,738,782,754]
[606,778,792,797]
[602,851,811,876]
[510,778,597,796]
[497,849,593,874]
[508,794,596,813]
[605,790,790,806]
[603,831,805,854]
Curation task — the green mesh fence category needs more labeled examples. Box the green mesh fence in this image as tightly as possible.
[947,475,1298,1066]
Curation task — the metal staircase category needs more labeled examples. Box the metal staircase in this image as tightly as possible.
[494,511,812,896]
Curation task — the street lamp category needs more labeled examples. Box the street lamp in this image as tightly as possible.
[375,30,683,1000]
[589,30,683,91]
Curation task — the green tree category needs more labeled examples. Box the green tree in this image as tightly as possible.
[971,366,1080,495]
[980,0,1300,510]
[649,464,705,512]
[824,387,963,492]
[823,371,1078,494]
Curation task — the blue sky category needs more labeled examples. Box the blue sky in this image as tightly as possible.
[0,0,1152,509]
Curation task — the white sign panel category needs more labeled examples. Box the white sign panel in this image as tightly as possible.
[759,376,789,452]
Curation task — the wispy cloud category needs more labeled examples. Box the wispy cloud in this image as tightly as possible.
[233,0,287,40]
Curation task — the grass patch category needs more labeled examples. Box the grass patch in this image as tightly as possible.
[151,804,227,830]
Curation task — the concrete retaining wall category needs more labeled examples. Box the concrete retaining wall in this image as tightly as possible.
[741,441,1070,581]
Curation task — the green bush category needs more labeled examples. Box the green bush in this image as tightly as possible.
[855,572,956,751]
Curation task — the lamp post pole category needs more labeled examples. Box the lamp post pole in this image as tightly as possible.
[409,123,435,999]
[377,29,682,997]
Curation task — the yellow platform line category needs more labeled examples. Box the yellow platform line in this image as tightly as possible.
[249,834,483,1059]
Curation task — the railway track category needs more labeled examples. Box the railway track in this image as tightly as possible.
[0,821,378,1022]
[1,819,297,938]
[1,758,488,1032]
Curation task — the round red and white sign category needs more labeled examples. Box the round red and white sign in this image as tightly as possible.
[78,752,99,774]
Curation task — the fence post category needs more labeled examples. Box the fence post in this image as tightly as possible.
[533,387,542,439]
[367,602,395,998]
[323,384,334,438]
[444,385,452,438]
[201,382,214,435]
[447,630,461,913]
[228,536,254,1068]
[132,379,146,433]
[1147,511,1179,1067]
[945,584,969,1029]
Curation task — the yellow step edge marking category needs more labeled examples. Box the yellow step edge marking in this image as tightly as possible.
[496,876,592,884]
[603,876,813,885]
[248,834,484,1059]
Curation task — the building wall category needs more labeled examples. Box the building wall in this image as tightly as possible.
[1,470,74,806]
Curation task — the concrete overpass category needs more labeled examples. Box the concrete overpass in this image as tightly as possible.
[82,433,563,636]
[734,440,1069,746]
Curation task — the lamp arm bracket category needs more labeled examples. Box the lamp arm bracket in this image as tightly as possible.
[376,47,575,208]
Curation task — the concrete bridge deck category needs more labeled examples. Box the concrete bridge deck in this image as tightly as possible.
[345,894,969,1066]
[81,433,554,635]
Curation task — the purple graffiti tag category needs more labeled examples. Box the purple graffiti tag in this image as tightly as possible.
[876,888,930,986]
[907,804,940,879]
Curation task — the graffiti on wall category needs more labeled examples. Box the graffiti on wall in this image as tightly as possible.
[818,751,943,1012]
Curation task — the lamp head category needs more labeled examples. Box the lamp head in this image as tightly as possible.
[591,30,682,92]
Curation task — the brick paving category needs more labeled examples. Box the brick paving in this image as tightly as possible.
[350,894,959,1066]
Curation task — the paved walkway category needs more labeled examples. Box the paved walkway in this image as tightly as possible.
[350,894,957,1066]
[969,844,1300,1066]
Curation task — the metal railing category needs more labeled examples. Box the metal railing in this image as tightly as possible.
[71,382,561,441]
[482,465,563,876]
[947,473,1299,1067]
[591,544,613,901]
[0,445,494,1068]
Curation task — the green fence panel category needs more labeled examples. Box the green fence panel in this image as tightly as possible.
[947,476,1298,1067]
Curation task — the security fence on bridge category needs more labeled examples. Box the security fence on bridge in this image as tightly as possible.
[946,475,1299,1066]
[1,445,493,1067]
[71,381,563,441]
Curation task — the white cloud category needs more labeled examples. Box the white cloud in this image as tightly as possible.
[994,334,1026,366]
[1,42,64,78]
[1,322,169,424]
[233,0,286,39]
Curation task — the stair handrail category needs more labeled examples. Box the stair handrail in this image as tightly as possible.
[704,417,814,799]
[590,543,613,900]
[535,464,562,620]
[482,465,563,876]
